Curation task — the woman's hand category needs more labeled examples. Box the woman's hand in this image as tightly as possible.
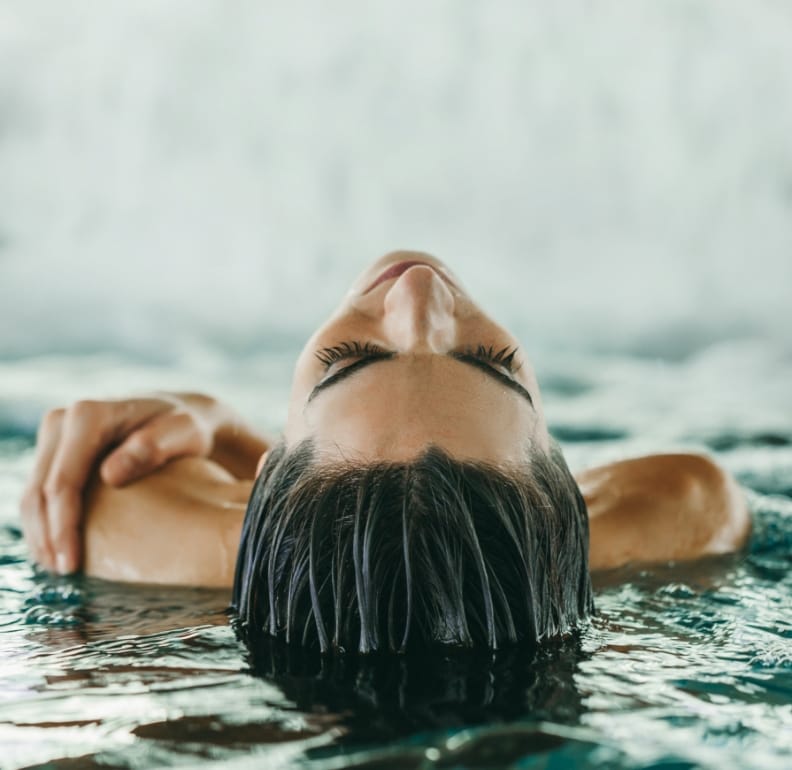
[19,393,269,575]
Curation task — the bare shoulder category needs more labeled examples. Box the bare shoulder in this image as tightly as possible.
[576,453,751,571]
[84,457,252,588]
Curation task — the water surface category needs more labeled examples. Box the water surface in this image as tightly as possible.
[1,343,790,769]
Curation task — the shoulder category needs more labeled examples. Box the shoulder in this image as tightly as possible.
[84,457,251,587]
[577,453,751,571]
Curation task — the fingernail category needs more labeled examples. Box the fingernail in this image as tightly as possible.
[126,443,149,464]
[56,553,72,575]
[105,453,136,485]
[122,448,150,476]
[117,453,138,475]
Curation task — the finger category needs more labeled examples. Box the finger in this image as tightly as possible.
[42,396,172,493]
[44,401,114,574]
[103,396,177,439]
[100,411,213,486]
[20,408,65,569]
[20,489,55,568]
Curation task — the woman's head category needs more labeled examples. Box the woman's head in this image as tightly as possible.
[233,440,592,654]
[234,251,592,655]
[282,250,549,465]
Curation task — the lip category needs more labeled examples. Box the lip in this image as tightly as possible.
[363,260,455,294]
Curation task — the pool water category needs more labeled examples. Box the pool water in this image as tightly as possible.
[1,341,790,770]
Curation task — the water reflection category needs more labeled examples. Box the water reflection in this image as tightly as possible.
[247,637,588,750]
[1,455,791,768]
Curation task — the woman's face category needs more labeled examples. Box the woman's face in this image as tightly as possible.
[284,251,549,465]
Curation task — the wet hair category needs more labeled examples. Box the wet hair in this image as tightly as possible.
[231,440,593,655]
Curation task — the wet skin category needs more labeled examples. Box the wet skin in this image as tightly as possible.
[281,250,548,465]
[21,250,751,584]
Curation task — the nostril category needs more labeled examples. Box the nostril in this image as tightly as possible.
[384,269,455,317]
[383,268,456,352]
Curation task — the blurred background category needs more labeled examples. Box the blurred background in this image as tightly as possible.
[3,7,792,766]
[1,0,791,450]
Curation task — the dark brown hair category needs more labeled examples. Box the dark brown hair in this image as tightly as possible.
[232,440,593,655]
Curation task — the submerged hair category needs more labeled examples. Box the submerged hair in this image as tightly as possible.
[232,440,593,655]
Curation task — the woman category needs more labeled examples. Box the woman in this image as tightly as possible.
[19,251,751,653]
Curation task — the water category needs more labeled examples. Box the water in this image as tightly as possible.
[2,5,792,763]
[1,342,790,769]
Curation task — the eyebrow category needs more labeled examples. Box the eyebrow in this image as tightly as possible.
[308,352,534,408]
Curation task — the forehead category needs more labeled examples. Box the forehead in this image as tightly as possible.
[292,355,541,463]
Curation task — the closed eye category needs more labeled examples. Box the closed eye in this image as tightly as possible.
[453,344,522,375]
[308,341,533,407]
[314,340,390,369]
[310,343,395,401]
[450,348,533,407]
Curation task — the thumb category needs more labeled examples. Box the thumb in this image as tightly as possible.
[100,412,211,486]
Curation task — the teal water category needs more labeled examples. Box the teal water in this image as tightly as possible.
[1,345,791,769]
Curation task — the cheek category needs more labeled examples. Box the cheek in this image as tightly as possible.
[284,352,316,435]
[284,397,307,444]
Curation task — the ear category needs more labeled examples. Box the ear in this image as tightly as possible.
[255,450,270,477]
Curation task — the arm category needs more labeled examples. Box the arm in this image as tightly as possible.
[577,453,751,571]
[84,451,750,587]
[84,457,253,588]
[20,392,270,574]
[185,393,270,481]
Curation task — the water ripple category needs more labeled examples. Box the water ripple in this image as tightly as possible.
[1,422,791,769]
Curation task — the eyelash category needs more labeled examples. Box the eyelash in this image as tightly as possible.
[315,340,389,368]
[315,340,521,374]
[457,344,521,374]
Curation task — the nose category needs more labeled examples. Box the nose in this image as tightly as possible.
[382,266,456,352]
